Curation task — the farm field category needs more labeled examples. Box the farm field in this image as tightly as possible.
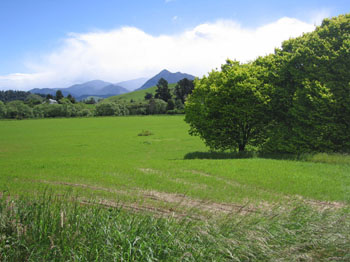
[1,115,350,207]
[1,116,350,261]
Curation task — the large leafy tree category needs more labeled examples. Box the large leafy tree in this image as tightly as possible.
[185,60,271,152]
[155,78,171,102]
[260,14,350,153]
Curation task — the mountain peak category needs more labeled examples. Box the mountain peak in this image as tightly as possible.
[159,69,171,74]
[136,70,195,90]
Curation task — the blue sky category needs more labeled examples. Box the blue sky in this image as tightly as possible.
[0,0,349,90]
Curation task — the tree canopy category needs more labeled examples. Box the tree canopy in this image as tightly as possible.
[185,60,271,152]
[155,78,171,102]
[174,78,194,104]
[185,13,350,153]
[260,14,350,153]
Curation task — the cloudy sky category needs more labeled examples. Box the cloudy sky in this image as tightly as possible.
[0,0,349,90]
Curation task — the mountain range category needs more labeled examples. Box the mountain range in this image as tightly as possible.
[137,69,195,90]
[29,70,196,100]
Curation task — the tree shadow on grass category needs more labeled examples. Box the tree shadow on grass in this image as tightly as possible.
[184,151,301,160]
[184,151,255,160]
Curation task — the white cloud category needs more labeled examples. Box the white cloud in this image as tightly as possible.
[309,9,331,26]
[0,17,316,91]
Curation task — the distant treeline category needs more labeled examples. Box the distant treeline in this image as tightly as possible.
[0,78,194,119]
[0,90,35,102]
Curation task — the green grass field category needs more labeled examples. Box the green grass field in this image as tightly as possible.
[1,115,350,206]
[1,116,350,261]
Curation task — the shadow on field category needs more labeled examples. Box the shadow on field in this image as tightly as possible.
[184,151,301,160]
[184,151,255,160]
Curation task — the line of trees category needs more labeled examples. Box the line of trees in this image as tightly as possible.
[0,78,195,119]
[143,77,194,114]
[0,90,32,102]
[185,14,350,154]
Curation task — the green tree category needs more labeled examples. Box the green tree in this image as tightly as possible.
[166,99,175,111]
[147,98,167,114]
[185,60,271,152]
[155,78,171,102]
[260,14,350,153]
[84,97,96,104]
[0,101,6,118]
[175,99,184,110]
[144,92,153,100]
[174,78,194,104]
[0,90,30,102]
[46,94,54,100]
[55,90,64,101]
[67,94,76,104]
[6,100,33,119]
[25,94,44,107]
[95,102,117,116]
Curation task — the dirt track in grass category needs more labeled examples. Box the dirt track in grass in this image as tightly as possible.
[34,179,346,218]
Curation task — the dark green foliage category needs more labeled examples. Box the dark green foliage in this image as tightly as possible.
[155,78,171,102]
[33,104,73,118]
[46,94,54,100]
[127,101,149,115]
[144,92,153,100]
[95,102,129,116]
[174,78,194,104]
[24,94,44,106]
[55,90,64,101]
[186,14,350,153]
[67,94,76,104]
[186,60,271,152]
[146,98,167,115]
[31,103,93,118]
[166,99,175,111]
[5,100,33,119]
[175,99,184,110]
[260,14,350,153]
[0,101,6,118]
[0,90,30,102]
[84,97,96,104]
[95,102,119,116]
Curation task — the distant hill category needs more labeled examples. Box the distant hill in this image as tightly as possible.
[30,80,128,101]
[28,70,195,100]
[136,69,195,91]
[116,77,148,91]
[106,83,177,103]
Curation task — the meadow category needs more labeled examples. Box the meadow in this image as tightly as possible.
[1,115,350,261]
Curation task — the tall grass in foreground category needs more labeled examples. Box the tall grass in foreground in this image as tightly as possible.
[1,193,349,261]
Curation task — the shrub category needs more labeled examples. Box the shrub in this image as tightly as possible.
[138,130,153,136]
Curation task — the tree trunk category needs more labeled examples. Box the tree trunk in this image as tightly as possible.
[238,144,245,152]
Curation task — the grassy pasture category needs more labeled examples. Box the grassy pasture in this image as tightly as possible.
[1,115,350,261]
[1,115,350,206]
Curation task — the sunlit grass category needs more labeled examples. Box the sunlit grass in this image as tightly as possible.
[1,116,350,205]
